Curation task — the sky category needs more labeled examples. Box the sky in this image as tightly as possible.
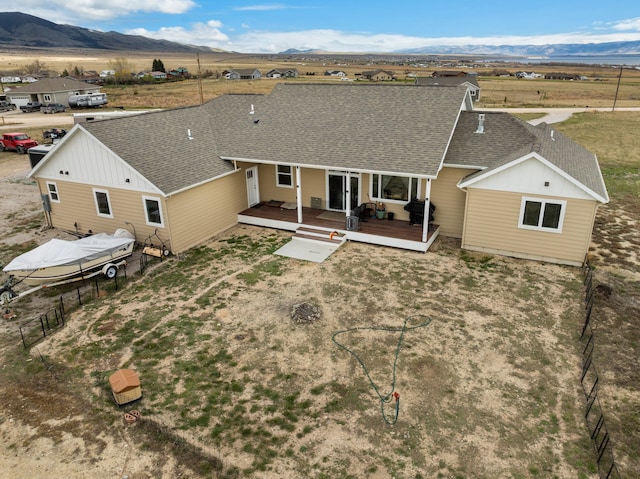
[13,1,640,53]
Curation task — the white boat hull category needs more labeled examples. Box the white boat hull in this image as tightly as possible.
[3,231,135,286]
[11,243,134,286]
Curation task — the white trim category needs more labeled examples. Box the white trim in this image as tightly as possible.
[46,181,60,203]
[275,164,294,188]
[142,195,165,227]
[92,188,113,218]
[459,153,608,204]
[518,196,566,233]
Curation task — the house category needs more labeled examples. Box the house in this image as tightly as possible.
[5,77,103,108]
[27,83,608,266]
[136,71,168,80]
[225,69,261,80]
[545,73,581,81]
[168,67,190,79]
[324,70,347,77]
[265,68,299,79]
[361,69,395,81]
[432,70,469,77]
[414,76,481,101]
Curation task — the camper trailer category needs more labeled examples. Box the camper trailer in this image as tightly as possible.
[68,93,108,108]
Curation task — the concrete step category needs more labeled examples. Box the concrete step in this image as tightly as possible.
[294,227,345,244]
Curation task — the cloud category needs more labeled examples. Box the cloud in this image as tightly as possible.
[127,20,229,46]
[217,29,640,53]
[234,4,286,11]
[19,0,196,22]
[612,17,640,31]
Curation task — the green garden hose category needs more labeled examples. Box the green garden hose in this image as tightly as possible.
[331,314,432,425]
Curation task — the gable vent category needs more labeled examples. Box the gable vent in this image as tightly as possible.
[475,113,485,134]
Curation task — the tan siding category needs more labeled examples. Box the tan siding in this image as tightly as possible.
[256,163,297,204]
[431,167,473,237]
[38,178,169,243]
[462,188,597,265]
[301,169,326,208]
[166,170,247,252]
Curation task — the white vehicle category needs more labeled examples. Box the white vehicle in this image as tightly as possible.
[68,93,108,108]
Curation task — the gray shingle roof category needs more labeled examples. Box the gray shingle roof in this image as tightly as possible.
[6,77,98,94]
[83,83,469,194]
[82,106,235,195]
[210,83,467,175]
[447,111,608,201]
[415,76,480,88]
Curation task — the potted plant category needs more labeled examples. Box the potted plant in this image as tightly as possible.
[375,201,386,219]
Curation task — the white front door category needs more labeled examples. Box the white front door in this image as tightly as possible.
[246,166,259,207]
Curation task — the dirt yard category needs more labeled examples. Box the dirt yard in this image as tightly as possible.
[0,148,638,478]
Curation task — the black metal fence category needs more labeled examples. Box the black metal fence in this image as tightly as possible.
[580,258,622,479]
[18,267,133,349]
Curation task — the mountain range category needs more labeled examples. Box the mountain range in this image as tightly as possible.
[1,11,640,58]
[0,12,215,53]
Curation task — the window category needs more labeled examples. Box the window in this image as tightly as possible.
[143,196,164,226]
[371,174,419,202]
[93,188,112,218]
[46,182,60,202]
[276,164,293,187]
[519,197,566,233]
[43,95,52,102]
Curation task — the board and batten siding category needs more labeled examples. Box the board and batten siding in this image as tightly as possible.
[430,166,475,237]
[461,189,597,266]
[35,130,159,194]
[164,170,246,253]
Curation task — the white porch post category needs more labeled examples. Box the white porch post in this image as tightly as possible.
[296,166,303,223]
[422,179,432,243]
[345,172,351,217]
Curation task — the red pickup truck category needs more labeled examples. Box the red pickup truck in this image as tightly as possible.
[0,132,39,154]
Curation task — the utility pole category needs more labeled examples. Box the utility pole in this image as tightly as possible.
[612,64,623,112]
[197,54,204,104]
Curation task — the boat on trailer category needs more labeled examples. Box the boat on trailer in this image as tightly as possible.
[2,229,135,287]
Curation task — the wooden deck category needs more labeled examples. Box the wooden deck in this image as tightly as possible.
[238,202,438,252]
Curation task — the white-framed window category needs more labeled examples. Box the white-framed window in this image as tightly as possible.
[43,94,52,102]
[276,164,293,188]
[519,197,566,233]
[371,174,420,203]
[46,181,60,202]
[142,196,164,227]
[93,188,113,218]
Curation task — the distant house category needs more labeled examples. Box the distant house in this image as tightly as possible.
[224,69,261,80]
[168,67,190,79]
[265,68,298,79]
[361,69,395,81]
[5,77,103,108]
[432,71,469,78]
[415,76,481,101]
[100,70,115,78]
[516,71,541,79]
[325,70,347,77]
[545,73,581,81]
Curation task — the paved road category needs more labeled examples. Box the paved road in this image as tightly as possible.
[480,106,640,125]
[0,110,74,130]
[2,106,639,131]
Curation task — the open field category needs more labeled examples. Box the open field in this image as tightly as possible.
[0,51,639,478]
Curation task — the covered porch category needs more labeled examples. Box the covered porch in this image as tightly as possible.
[238,202,439,252]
